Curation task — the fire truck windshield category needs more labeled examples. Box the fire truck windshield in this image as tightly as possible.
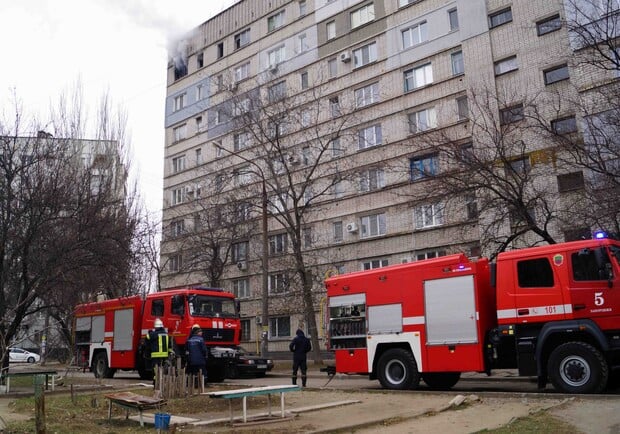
[188,295,237,318]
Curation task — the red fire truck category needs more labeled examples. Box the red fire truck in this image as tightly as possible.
[74,287,241,381]
[325,237,620,393]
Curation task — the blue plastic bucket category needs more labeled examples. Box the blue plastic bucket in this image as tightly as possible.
[154,412,171,430]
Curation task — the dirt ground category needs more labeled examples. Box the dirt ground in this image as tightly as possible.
[1,369,620,433]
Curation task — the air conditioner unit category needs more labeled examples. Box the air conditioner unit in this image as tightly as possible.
[269,63,279,73]
[346,222,358,233]
[340,51,351,63]
[237,261,247,271]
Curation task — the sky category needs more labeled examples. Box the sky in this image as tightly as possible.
[0,0,238,216]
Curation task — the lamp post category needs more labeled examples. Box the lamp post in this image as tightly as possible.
[216,143,270,357]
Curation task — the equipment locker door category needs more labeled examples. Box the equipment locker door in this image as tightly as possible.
[113,308,134,351]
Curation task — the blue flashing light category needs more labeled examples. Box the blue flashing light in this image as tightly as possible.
[457,264,465,270]
[594,231,607,239]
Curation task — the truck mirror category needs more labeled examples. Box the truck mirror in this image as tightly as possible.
[606,263,613,288]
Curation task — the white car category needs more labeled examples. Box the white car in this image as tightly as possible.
[9,347,40,363]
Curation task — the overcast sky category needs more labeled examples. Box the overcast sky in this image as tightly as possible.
[0,0,238,216]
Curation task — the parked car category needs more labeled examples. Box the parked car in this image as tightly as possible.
[225,346,274,378]
[9,347,40,363]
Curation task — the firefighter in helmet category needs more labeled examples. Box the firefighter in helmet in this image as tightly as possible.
[146,318,174,371]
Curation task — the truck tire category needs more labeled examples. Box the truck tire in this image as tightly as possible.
[547,341,608,394]
[225,365,240,379]
[377,348,420,390]
[209,365,226,383]
[422,372,461,390]
[138,367,154,380]
[93,352,116,379]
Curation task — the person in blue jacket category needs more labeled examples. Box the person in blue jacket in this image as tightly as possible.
[186,324,208,385]
[289,328,312,387]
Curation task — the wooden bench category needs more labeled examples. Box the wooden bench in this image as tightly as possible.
[105,392,166,427]
[205,385,301,423]
[0,370,58,394]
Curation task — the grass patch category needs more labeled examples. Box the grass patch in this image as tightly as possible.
[475,410,579,433]
[5,385,293,433]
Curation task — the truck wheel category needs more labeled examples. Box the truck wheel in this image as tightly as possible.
[138,367,154,381]
[225,365,240,379]
[422,372,461,390]
[377,348,420,390]
[209,365,226,383]
[93,352,116,379]
[548,342,608,394]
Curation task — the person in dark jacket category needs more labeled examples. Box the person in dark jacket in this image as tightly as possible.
[186,324,208,385]
[289,329,312,387]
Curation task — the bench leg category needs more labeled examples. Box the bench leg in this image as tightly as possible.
[280,392,285,418]
[243,396,247,423]
[267,393,272,417]
[108,400,112,421]
[5,377,9,394]
[139,410,144,428]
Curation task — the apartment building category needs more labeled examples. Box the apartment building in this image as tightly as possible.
[162,0,617,351]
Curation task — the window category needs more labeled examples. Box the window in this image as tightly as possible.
[355,82,380,107]
[232,241,248,263]
[465,194,478,219]
[300,71,309,89]
[172,155,186,173]
[544,64,569,84]
[489,8,512,28]
[173,94,186,112]
[330,97,340,117]
[299,1,307,16]
[233,166,252,186]
[268,10,285,32]
[268,45,286,67]
[214,142,223,158]
[240,319,251,341]
[408,108,437,133]
[358,124,382,149]
[353,42,377,68]
[233,132,249,151]
[232,279,250,299]
[169,254,183,272]
[197,52,204,68]
[505,157,531,176]
[362,258,388,270]
[326,21,336,40]
[234,62,250,82]
[333,221,343,242]
[500,104,524,125]
[268,81,286,102]
[404,63,433,91]
[572,247,612,281]
[451,51,464,75]
[216,74,224,91]
[217,42,224,58]
[269,316,291,337]
[235,28,251,49]
[537,14,561,36]
[351,3,375,28]
[330,137,343,156]
[410,154,437,180]
[235,202,252,222]
[360,168,385,191]
[195,116,204,132]
[214,109,224,126]
[302,146,310,165]
[151,299,165,316]
[328,58,337,78]
[402,22,428,48]
[298,33,309,52]
[416,250,446,260]
[333,180,345,198]
[517,258,554,287]
[399,0,422,6]
[414,203,444,228]
[268,273,289,294]
[301,109,311,127]
[196,84,205,101]
[171,188,185,205]
[360,213,386,238]
[557,171,585,192]
[173,124,187,142]
[195,148,202,165]
[269,233,287,255]
[552,116,578,134]
[303,227,312,248]
[494,55,518,75]
[460,143,474,163]
[457,96,469,120]
[448,9,459,30]
[171,219,185,237]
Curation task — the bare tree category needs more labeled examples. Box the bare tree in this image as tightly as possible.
[0,89,143,370]
[208,69,360,362]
